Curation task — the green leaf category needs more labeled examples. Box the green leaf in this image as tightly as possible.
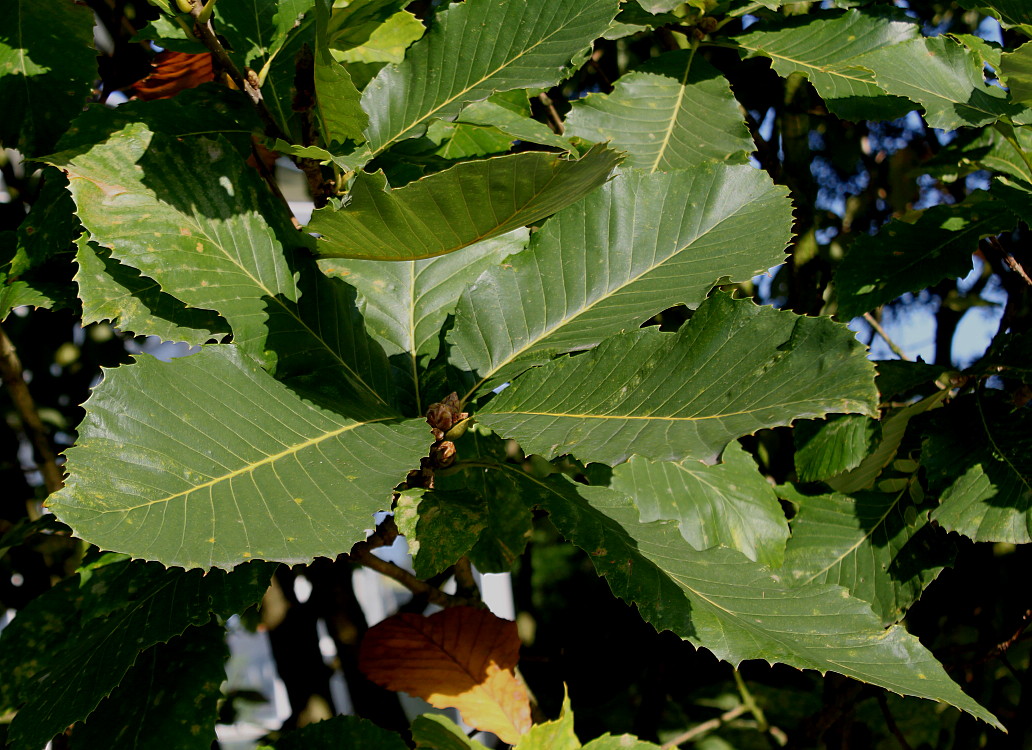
[862,36,1025,129]
[396,489,488,577]
[875,360,950,401]
[1,168,79,280]
[47,345,430,568]
[276,715,409,749]
[325,0,409,53]
[566,52,753,171]
[333,8,424,65]
[412,714,490,750]
[734,9,918,122]
[360,0,620,155]
[1002,42,1032,105]
[318,228,528,413]
[828,391,948,494]
[425,120,516,159]
[0,0,96,155]
[133,14,209,54]
[608,444,789,567]
[456,96,573,152]
[73,623,228,750]
[835,192,1019,319]
[514,690,579,750]
[581,737,661,750]
[449,167,793,395]
[5,559,273,749]
[315,0,368,146]
[52,122,396,408]
[308,145,621,260]
[75,236,230,346]
[478,294,878,465]
[778,484,953,625]
[957,0,1032,32]
[794,414,879,482]
[215,0,315,70]
[925,393,1032,543]
[0,279,65,319]
[511,469,1001,728]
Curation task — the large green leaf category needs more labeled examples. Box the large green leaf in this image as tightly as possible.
[75,236,230,346]
[449,167,792,396]
[1,168,79,279]
[608,443,789,567]
[52,122,396,409]
[862,36,1027,130]
[325,0,408,53]
[835,192,1019,319]
[456,94,573,152]
[308,146,621,260]
[318,229,529,413]
[778,484,953,625]
[734,9,918,122]
[0,0,95,155]
[73,623,228,750]
[315,0,368,146]
[395,489,489,577]
[565,52,753,171]
[502,467,1000,728]
[925,394,1032,543]
[413,714,489,750]
[47,345,430,568]
[360,0,620,154]
[3,559,273,749]
[478,294,878,465]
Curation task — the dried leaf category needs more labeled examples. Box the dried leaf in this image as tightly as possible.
[132,51,214,100]
[359,607,532,744]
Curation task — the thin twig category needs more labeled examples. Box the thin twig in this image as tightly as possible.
[0,324,63,514]
[986,236,1032,287]
[734,670,768,733]
[186,10,290,143]
[537,92,565,135]
[659,704,749,748]
[875,692,914,750]
[349,517,473,609]
[981,608,1032,663]
[863,312,911,361]
[452,556,481,602]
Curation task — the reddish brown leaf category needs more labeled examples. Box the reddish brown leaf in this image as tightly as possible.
[132,51,214,101]
[359,606,532,744]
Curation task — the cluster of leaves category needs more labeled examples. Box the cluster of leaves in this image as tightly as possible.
[1,0,1031,747]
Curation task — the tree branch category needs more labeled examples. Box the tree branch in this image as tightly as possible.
[0,323,63,513]
[864,311,910,361]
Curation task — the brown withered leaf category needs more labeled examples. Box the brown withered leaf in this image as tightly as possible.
[359,606,532,744]
[132,51,214,101]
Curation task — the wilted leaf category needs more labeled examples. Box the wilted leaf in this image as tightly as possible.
[359,607,532,744]
[131,51,215,101]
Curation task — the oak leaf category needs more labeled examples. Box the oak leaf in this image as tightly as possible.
[359,606,532,744]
